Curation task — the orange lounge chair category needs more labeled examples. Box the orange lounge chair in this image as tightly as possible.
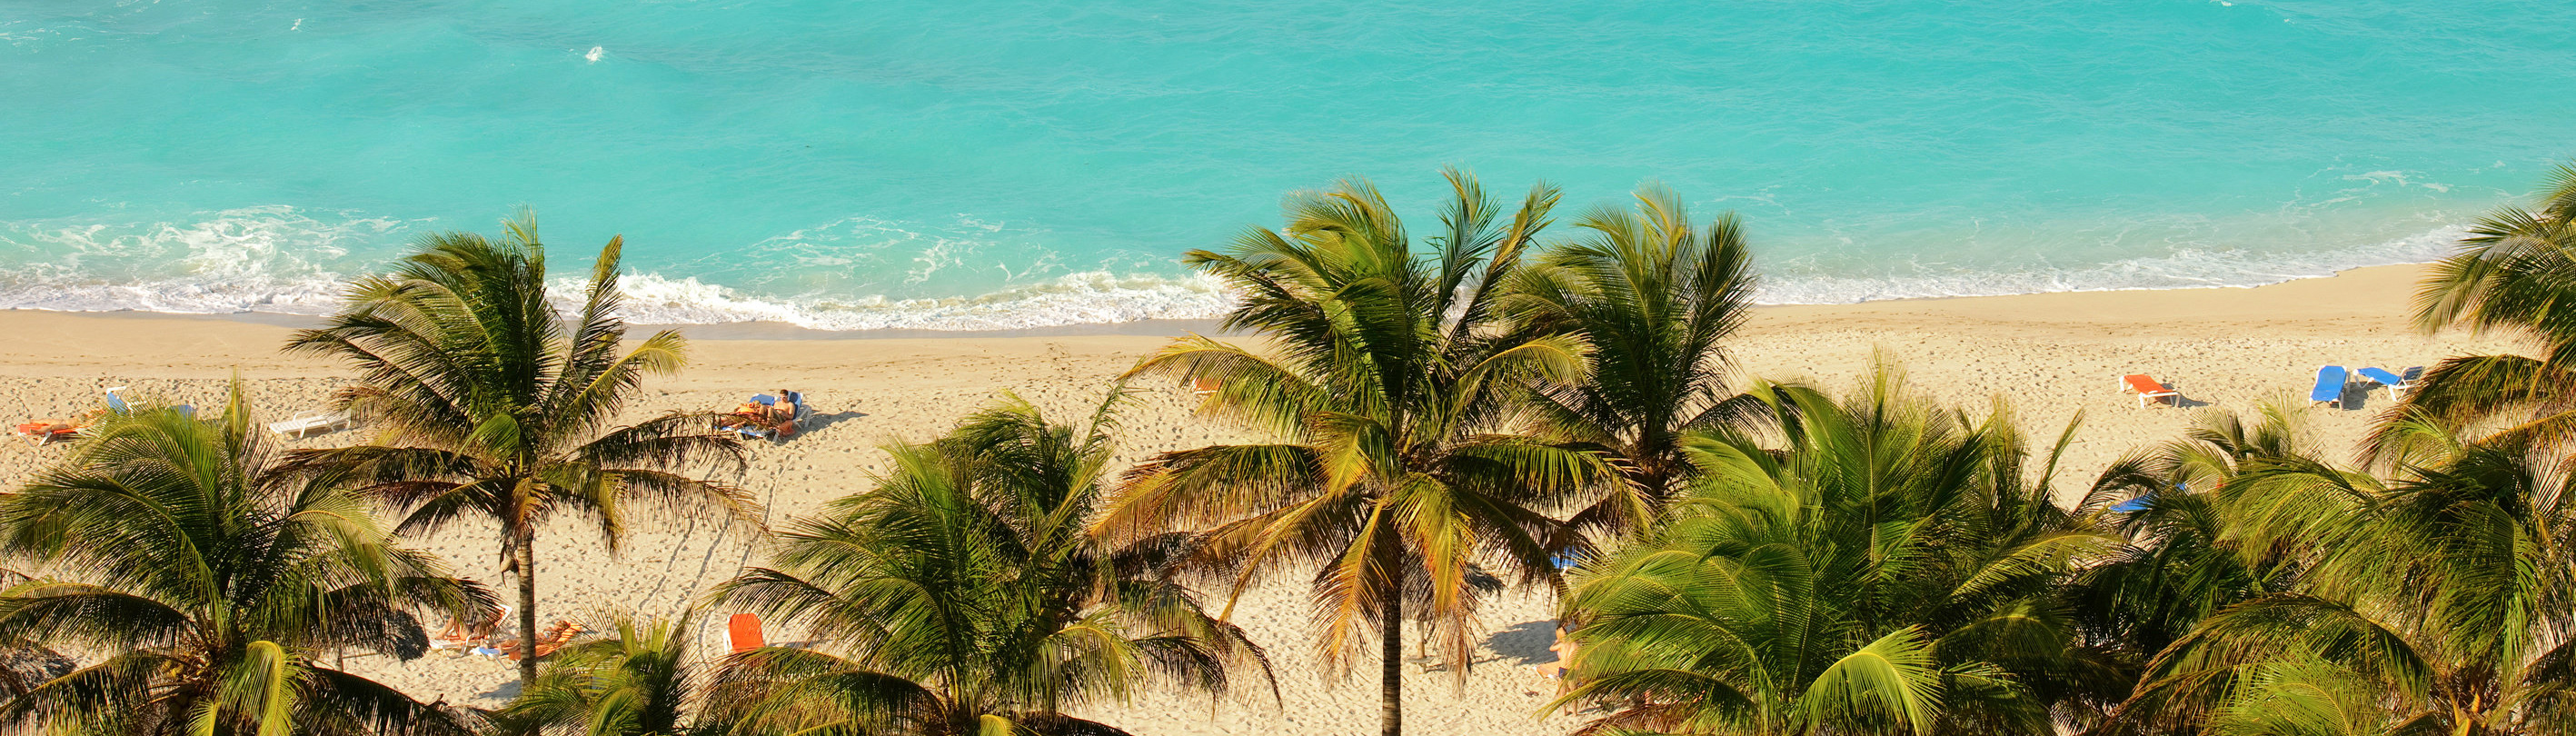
[2122,374,2181,408]
[729,612,765,653]
[1190,376,1221,397]
[15,421,81,445]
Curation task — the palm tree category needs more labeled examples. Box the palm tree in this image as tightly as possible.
[0,389,492,734]
[492,613,698,736]
[1505,183,1761,533]
[282,208,756,684]
[2376,161,2576,456]
[708,393,1271,736]
[2117,423,2576,735]
[1560,369,2137,735]
[1096,172,1619,736]
[2064,403,2336,671]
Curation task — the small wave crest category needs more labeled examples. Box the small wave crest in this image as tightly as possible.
[0,205,2474,332]
[592,270,1235,331]
[1751,224,2467,304]
[0,205,414,314]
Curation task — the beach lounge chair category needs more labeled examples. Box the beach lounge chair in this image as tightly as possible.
[14,422,81,445]
[268,410,354,439]
[98,389,192,423]
[2120,374,2181,408]
[729,612,765,653]
[1191,376,1221,396]
[2357,366,2422,402]
[2311,365,2350,408]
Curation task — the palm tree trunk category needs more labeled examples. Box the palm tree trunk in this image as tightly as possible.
[1380,564,1403,736]
[514,525,539,684]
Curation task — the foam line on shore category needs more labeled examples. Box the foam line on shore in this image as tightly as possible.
[0,216,2466,331]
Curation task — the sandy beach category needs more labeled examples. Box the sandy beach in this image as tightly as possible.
[0,264,2519,735]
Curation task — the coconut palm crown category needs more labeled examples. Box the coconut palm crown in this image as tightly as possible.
[491,613,699,736]
[1561,370,2141,736]
[1505,183,1761,533]
[2117,422,2576,736]
[2380,162,2576,457]
[0,390,491,735]
[708,392,1271,736]
[281,208,755,683]
[1098,171,1621,736]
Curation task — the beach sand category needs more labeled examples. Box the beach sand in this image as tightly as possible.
[0,264,2520,734]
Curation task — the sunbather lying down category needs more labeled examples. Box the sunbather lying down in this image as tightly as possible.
[716,403,791,430]
[15,408,108,443]
[714,389,801,433]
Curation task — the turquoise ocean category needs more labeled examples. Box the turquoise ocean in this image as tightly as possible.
[3,1,2571,330]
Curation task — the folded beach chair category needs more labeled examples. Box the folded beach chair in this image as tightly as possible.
[2120,374,2181,408]
[729,612,765,653]
[2357,366,2422,402]
[268,410,354,439]
[2311,365,2350,408]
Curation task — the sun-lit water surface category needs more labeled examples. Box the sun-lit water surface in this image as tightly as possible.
[2,1,2571,329]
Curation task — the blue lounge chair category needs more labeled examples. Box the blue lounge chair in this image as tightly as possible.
[2311,365,2349,408]
[2356,366,2422,402]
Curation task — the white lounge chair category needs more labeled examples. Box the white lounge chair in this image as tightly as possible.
[2358,366,2422,402]
[268,410,353,438]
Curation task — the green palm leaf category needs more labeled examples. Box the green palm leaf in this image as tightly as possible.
[708,393,1270,736]
[1106,171,1625,736]
[280,208,755,683]
[0,390,488,735]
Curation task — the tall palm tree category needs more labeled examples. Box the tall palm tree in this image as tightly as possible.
[2117,423,2576,736]
[282,208,755,683]
[708,393,1271,736]
[1505,183,1760,533]
[1561,369,2137,735]
[2376,161,2576,456]
[1096,172,1619,736]
[0,389,492,734]
[492,613,698,736]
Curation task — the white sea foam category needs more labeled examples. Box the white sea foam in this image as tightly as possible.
[1751,224,2467,304]
[0,205,414,314]
[0,206,2475,332]
[583,271,1236,331]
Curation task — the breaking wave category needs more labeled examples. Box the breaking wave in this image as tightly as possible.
[0,206,2472,333]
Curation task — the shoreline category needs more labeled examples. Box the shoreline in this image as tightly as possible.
[0,263,2455,342]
